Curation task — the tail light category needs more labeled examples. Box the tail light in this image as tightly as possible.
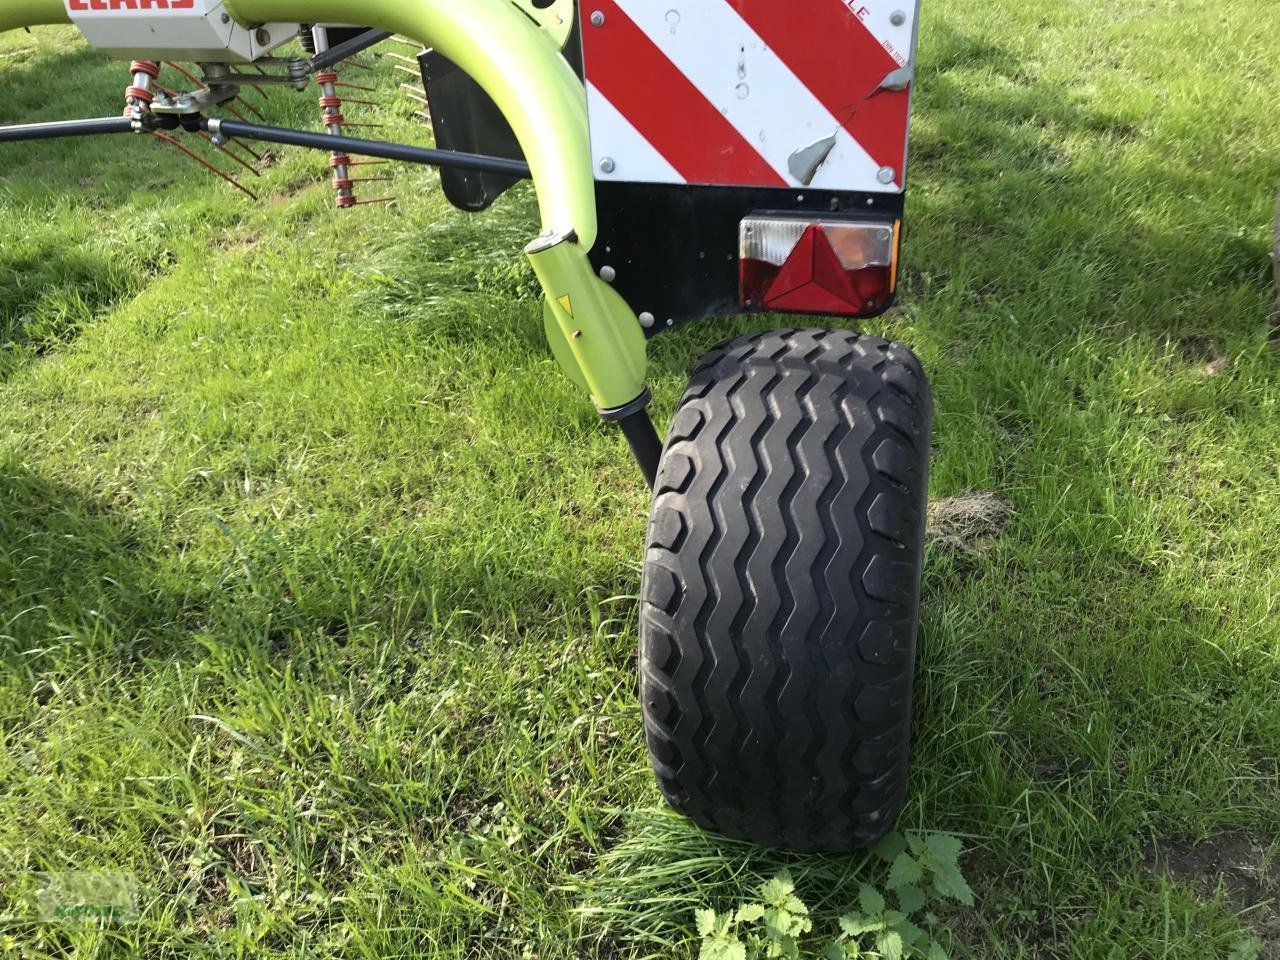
[739,215,900,317]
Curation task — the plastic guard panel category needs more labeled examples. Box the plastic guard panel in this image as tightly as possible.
[581,0,920,192]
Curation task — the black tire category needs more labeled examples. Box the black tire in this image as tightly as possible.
[639,329,933,852]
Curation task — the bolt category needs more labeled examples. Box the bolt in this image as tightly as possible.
[220,12,230,22]
[639,311,656,329]
[877,166,896,184]
[255,28,272,46]
[572,330,583,339]
[890,9,907,25]
[211,133,226,147]
[599,265,617,283]
[599,157,616,174]
[590,10,605,26]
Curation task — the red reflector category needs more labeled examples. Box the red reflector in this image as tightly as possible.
[739,217,898,318]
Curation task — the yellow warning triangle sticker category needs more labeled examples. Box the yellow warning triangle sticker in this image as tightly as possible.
[557,294,574,317]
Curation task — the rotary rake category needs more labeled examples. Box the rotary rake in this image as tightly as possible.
[0,0,935,853]
[117,25,398,206]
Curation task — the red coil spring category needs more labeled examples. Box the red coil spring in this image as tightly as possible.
[123,60,162,114]
[317,69,350,206]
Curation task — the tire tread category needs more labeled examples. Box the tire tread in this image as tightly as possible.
[639,329,933,851]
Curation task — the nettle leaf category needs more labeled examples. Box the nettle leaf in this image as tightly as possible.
[735,903,766,925]
[858,885,886,917]
[700,939,747,960]
[875,929,905,960]
[763,928,801,959]
[895,885,928,916]
[905,832,928,858]
[930,863,974,907]
[759,870,796,904]
[764,906,812,939]
[896,919,925,947]
[696,908,719,938]
[887,854,923,890]
[923,834,964,869]
[873,833,909,863]
[926,938,950,960]
[839,914,882,938]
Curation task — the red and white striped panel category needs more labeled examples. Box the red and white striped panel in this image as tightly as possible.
[581,0,920,192]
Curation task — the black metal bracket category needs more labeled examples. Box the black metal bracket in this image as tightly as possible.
[308,28,395,73]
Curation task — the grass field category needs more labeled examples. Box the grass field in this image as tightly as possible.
[1,2,1279,957]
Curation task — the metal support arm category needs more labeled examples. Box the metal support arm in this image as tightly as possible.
[0,116,136,141]
[207,118,532,179]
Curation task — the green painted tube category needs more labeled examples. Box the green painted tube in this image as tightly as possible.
[228,0,597,248]
[529,231,647,411]
[0,0,68,33]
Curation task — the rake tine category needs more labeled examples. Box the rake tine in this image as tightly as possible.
[164,61,206,88]
[233,95,266,121]
[197,131,261,177]
[153,132,258,200]
[226,137,266,163]
[399,84,428,106]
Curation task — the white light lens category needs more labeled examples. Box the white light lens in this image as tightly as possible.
[740,216,895,270]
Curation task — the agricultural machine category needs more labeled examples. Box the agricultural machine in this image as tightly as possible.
[0,0,931,852]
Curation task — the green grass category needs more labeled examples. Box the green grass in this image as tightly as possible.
[1,2,1278,956]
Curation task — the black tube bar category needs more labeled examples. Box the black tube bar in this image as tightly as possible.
[617,410,663,490]
[0,116,135,143]
[309,28,396,72]
[207,118,532,179]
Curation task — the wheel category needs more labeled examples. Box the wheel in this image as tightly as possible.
[639,328,933,852]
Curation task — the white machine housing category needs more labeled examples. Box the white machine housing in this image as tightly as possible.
[65,0,299,62]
